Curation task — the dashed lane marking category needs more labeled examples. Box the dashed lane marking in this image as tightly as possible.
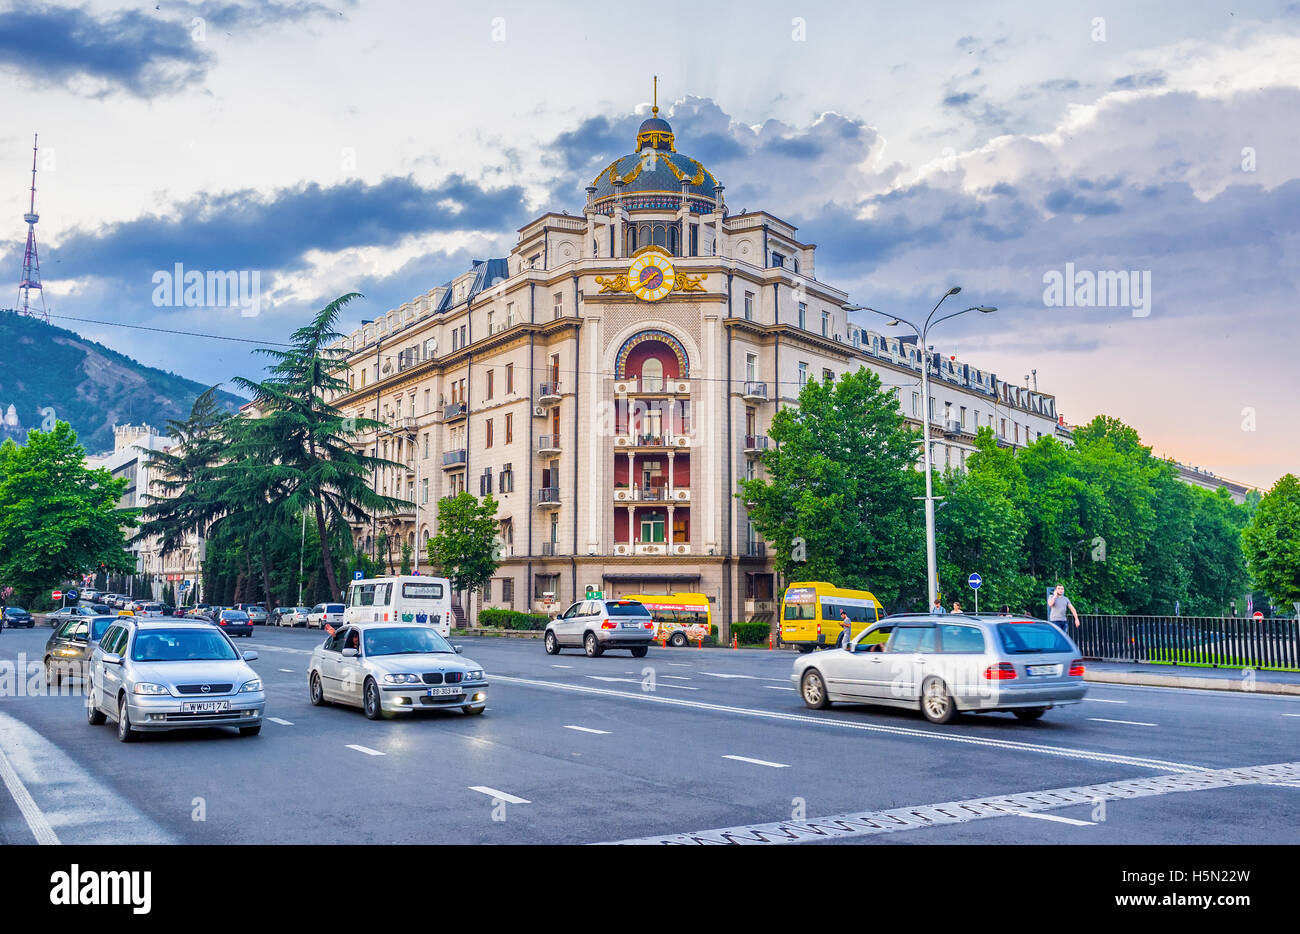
[267,717,294,726]
[1017,812,1096,826]
[723,755,789,768]
[469,786,530,804]
[564,725,610,735]
[346,744,385,757]
[1088,718,1158,727]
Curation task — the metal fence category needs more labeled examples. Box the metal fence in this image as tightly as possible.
[1077,615,1300,672]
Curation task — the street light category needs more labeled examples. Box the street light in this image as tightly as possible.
[846,290,998,608]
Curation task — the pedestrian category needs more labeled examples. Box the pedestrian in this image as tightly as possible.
[1048,584,1081,633]
[838,609,852,648]
[951,601,962,615]
[998,604,1010,615]
[932,597,947,615]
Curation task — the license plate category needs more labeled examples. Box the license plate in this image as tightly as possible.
[1027,664,1061,677]
[621,621,641,628]
[182,701,230,713]
[426,687,459,697]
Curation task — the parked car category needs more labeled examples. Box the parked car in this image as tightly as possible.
[186,605,215,620]
[214,609,254,638]
[44,615,118,684]
[791,614,1087,724]
[307,622,487,719]
[235,604,268,625]
[273,606,311,627]
[134,603,165,618]
[544,597,655,657]
[3,607,34,629]
[307,603,345,630]
[85,618,265,740]
[44,606,100,626]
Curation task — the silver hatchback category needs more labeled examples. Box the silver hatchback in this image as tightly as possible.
[544,598,655,657]
[86,618,266,741]
[792,614,1087,723]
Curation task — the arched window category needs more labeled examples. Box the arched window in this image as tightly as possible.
[627,226,638,252]
[652,224,667,248]
[668,226,679,255]
[642,357,664,391]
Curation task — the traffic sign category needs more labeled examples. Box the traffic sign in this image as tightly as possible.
[354,571,363,580]
[181,580,191,590]
[51,590,62,600]
[968,573,982,590]
[65,588,79,602]
[1253,611,1264,619]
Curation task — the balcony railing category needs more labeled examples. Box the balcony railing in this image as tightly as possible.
[742,381,769,401]
[443,401,468,421]
[541,541,557,556]
[744,541,767,558]
[441,449,467,468]
[744,435,769,453]
[537,486,561,505]
[538,382,561,402]
[537,434,561,452]
[613,377,690,395]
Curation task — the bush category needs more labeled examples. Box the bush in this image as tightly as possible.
[478,608,549,631]
[730,621,772,645]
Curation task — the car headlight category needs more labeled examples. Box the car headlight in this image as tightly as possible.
[383,673,420,684]
[133,682,169,695]
[239,679,262,693]
[466,669,485,682]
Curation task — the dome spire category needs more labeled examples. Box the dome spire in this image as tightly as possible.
[636,77,674,152]
[652,75,658,116]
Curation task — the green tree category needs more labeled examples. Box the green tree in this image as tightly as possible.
[426,492,501,593]
[399,540,413,575]
[1241,474,1300,608]
[0,422,136,604]
[738,367,924,609]
[1184,486,1249,616]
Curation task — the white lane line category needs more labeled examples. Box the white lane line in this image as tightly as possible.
[551,665,573,669]
[346,744,385,756]
[1084,697,1128,704]
[765,685,795,691]
[1017,812,1096,826]
[661,675,692,680]
[491,675,1205,773]
[585,675,699,690]
[564,725,610,735]
[1283,714,1300,718]
[277,668,294,673]
[724,755,789,769]
[701,672,756,680]
[1088,718,1158,727]
[267,717,294,726]
[668,663,693,667]
[0,740,59,845]
[469,786,531,804]
[603,760,1300,845]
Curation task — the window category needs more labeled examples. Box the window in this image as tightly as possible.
[639,512,666,543]
[746,458,757,480]
[502,578,514,606]
[793,257,800,274]
[506,363,514,393]
[821,310,830,336]
[486,369,494,400]
[744,292,754,320]
[423,433,429,459]
[421,478,429,504]
[1000,417,1007,437]
[451,329,459,352]
[798,302,807,329]
[499,463,514,493]
[535,574,559,599]
[960,406,967,428]
[482,579,492,603]
[745,352,758,383]
[486,310,495,334]
[889,626,937,653]
[929,397,936,422]
[504,413,513,444]
[506,302,516,327]
[641,357,664,392]
[408,394,416,417]
[553,292,563,319]
[912,392,920,416]
[485,418,494,448]
[771,251,784,267]
[798,362,808,387]
[822,368,833,383]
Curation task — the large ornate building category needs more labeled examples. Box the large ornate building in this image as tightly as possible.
[325,104,1063,631]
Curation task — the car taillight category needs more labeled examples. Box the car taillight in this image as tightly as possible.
[644,621,654,629]
[983,662,1016,680]
[600,620,616,629]
[1069,659,1085,676]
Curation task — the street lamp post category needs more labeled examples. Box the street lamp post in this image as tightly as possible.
[846,289,997,609]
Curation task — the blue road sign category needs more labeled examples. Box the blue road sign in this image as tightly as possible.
[968,573,982,590]
[65,588,80,602]
[181,580,191,590]
[354,571,363,580]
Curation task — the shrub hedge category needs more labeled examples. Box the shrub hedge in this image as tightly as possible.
[730,621,773,645]
[478,608,549,630]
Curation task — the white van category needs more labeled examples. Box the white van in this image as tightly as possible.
[344,575,454,636]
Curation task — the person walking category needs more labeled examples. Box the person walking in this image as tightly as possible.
[932,597,948,615]
[838,609,852,648]
[1048,584,1081,633]
[951,601,963,615]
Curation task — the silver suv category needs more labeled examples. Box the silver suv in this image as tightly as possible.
[545,598,655,657]
[792,614,1087,723]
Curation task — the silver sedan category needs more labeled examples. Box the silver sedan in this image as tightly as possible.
[792,615,1087,724]
[307,623,488,719]
[86,618,266,741]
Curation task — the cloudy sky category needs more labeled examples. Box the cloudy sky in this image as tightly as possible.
[1,0,1297,487]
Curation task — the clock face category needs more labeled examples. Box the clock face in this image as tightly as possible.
[628,252,676,302]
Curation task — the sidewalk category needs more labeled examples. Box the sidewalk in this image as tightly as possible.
[1083,660,1300,696]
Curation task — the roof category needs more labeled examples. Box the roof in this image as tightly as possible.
[433,258,510,314]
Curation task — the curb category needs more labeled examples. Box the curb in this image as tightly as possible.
[1084,669,1300,696]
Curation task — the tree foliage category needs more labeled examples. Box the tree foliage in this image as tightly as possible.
[1241,474,1300,607]
[426,492,501,594]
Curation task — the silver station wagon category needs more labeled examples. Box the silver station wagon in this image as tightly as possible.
[792,614,1087,723]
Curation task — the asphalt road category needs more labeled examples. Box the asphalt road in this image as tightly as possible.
[1,624,1296,845]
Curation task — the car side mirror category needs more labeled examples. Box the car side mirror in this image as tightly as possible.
[341,647,359,658]
[242,650,258,661]
[102,653,123,666]
[454,645,464,654]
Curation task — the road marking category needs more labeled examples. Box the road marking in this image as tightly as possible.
[0,737,59,844]
[1284,714,1300,718]
[1017,812,1096,826]
[765,685,795,691]
[701,672,756,680]
[491,675,1205,772]
[1084,697,1128,704]
[278,668,294,673]
[267,717,294,726]
[346,744,385,756]
[668,663,693,667]
[601,760,1300,845]
[564,725,610,734]
[585,675,699,691]
[661,675,692,680]
[469,786,531,804]
[1088,718,1158,727]
[723,755,789,769]
[551,665,573,669]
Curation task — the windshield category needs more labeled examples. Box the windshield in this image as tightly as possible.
[363,626,454,657]
[90,617,115,641]
[605,601,652,617]
[996,622,1072,655]
[222,611,249,620]
[131,628,239,662]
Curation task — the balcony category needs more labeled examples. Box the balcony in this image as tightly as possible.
[613,377,690,395]
[538,382,561,403]
[612,541,691,557]
[743,599,775,615]
[443,401,468,422]
[537,486,561,508]
[743,541,767,558]
[541,541,558,556]
[742,381,769,402]
[441,449,467,469]
[537,434,561,454]
[612,486,690,503]
[743,435,769,454]
[613,433,692,450]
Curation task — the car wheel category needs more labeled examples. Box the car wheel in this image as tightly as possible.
[630,646,648,658]
[363,679,386,720]
[44,656,60,687]
[921,677,958,724]
[309,671,327,706]
[796,644,815,654]
[462,704,486,716]
[1014,707,1048,721]
[669,631,688,647]
[544,631,560,655]
[801,669,831,709]
[86,682,106,725]
[116,696,138,742]
[584,632,603,658]
[239,724,262,736]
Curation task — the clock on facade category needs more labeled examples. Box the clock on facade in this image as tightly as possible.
[627,249,676,302]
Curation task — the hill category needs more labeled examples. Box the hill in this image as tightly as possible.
[0,310,246,453]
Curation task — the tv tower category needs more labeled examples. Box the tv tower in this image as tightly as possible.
[17,133,48,323]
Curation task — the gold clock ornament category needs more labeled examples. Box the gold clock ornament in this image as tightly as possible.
[627,250,676,302]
